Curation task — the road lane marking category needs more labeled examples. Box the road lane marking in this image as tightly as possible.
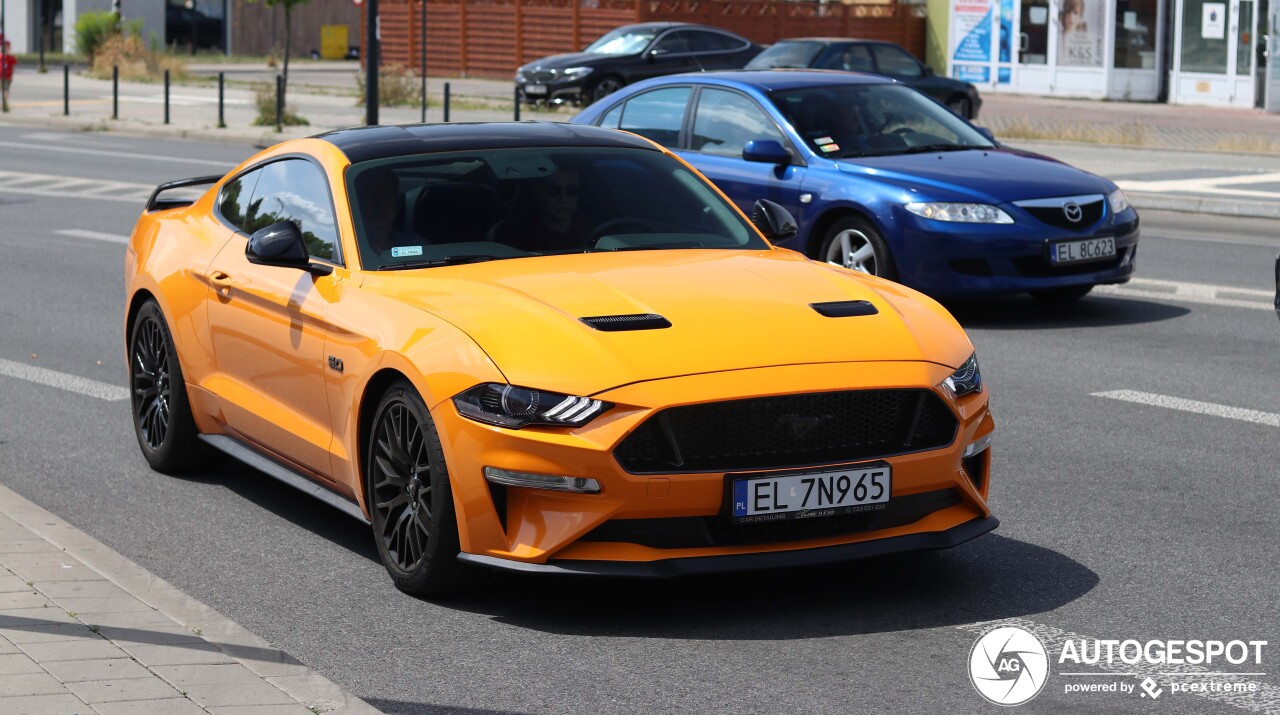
[54,229,130,244]
[117,93,252,106]
[958,618,1280,713]
[0,170,152,204]
[1094,277,1273,311]
[0,139,232,167]
[1119,172,1280,202]
[1092,390,1280,428]
[0,358,129,402]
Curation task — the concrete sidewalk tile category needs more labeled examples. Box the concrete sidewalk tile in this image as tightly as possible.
[0,540,63,554]
[0,574,33,592]
[38,582,130,599]
[183,681,297,707]
[0,693,93,715]
[66,677,183,704]
[57,597,157,614]
[79,609,178,629]
[206,704,316,715]
[0,652,44,675]
[0,634,20,654]
[124,642,236,667]
[9,564,101,582]
[43,657,153,683]
[0,606,79,624]
[95,624,205,647]
[0,670,71,696]
[0,552,87,568]
[91,697,210,715]
[0,622,95,644]
[21,639,128,662]
[0,590,52,609]
[153,662,264,686]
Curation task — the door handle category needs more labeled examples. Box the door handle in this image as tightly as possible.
[210,271,233,296]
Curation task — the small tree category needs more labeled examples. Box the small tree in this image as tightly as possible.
[245,0,310,110]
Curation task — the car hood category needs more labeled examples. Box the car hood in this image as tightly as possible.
[363,249,972,397]
[519,53,617,72]
[836,147,1109,203]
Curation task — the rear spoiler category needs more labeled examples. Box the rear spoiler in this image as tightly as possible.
[145,175,223,212]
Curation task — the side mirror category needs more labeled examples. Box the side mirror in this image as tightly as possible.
[976,126,996,142]
[922,65,935,76]
[246,220,332,276]
[742,139,792,165]
[751,199,798,243]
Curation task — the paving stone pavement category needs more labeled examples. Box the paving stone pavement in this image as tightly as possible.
[0,482,380,715]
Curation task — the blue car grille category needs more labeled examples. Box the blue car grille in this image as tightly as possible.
[1021,199,1104,231]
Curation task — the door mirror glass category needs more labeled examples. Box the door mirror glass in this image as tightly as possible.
[742,139,792,165]
[751,199,798,242]
[246,220,311,270]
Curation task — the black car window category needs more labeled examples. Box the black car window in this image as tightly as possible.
[243,159,340,262]
[653,30,723,55]
[691,88,786,157]
[218,168,261,232]
[745,41,824,69]
[872,44,924,78]
[817,44,875,72]
[617,87,691,147]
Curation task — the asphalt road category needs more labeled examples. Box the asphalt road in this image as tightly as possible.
[0,125,1277,715]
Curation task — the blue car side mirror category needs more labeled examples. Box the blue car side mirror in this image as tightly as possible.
[976,127,996,142]
[743,139,792,166]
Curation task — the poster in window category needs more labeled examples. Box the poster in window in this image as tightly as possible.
[952,0,994,64]
[1058,0,1105,66]
[1202,3,1226,39]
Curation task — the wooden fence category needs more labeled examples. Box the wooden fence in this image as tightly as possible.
[368,0,926,79]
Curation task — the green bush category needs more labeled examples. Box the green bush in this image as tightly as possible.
[253,82,309,128]
[75,11,120,60]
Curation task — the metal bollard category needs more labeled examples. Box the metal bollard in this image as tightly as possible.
[112,66,119,120]
[63,65,69,116]
[218,72,226,129]
[514,86,521,121]
[275,74,283,133]
[163,70,170,125]
[443,83,451,123]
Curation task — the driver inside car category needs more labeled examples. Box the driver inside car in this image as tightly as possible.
[494,163,585,253]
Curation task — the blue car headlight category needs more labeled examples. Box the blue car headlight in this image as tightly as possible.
[905,202,1014,224]
[939,353,982,398]
[454,383,610,429]
[1108,188,1130,214]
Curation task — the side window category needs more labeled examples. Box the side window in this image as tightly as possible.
[690,88,786,157]
[617,87,691,148]
[218,169,261,231]
[244,159,340,262]
[818,44,875,72]
[687,31,730,52]
[873,44,924,78]
[653,31,695,55]
[599,103,624,129]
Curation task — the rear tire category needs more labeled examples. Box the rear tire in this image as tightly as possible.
[366,380,481,597]
[590,76,624,103]
[1028,285,1093,302]
[818,216,897,281]
[129,300,208,474]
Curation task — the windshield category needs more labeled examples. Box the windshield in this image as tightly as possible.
[347,147,767,270]
[584,27,659,56]
[745,41,824,69]
[772,84,995,159]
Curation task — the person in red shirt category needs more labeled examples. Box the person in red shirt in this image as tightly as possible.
[0,36,15,111]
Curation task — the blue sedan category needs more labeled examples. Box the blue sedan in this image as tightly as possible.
[571,70,1139,300]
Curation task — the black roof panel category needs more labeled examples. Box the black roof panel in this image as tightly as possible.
[315,122,660,164]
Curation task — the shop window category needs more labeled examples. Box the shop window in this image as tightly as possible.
[1180,0,1229,73]
[1058,0,1106,66]
[1020,0,1050,64]
[1114,0,1158,68]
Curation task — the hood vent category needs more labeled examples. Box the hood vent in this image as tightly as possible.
[580,314,672,332]
[810,300,879,318]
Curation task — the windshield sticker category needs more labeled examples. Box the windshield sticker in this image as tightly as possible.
[391,246,424,258]
[814,136,835,145]
[820,143,841,153]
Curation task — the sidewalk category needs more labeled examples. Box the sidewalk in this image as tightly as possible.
[0,481,379,715]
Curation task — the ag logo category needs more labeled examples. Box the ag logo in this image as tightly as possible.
[968,626,1050,706]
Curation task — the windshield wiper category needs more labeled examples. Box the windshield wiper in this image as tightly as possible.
[895,144,981,155]
[381,254,505,270]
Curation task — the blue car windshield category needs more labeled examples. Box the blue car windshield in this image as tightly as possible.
[585,28,659,56]
[773,84,995,159]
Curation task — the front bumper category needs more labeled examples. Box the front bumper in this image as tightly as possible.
[515,76,588,104]
[431,361,995,574]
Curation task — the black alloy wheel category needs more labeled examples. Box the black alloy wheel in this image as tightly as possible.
[129,300,206,473]
[366,380,478,596]
[591,76,624,103]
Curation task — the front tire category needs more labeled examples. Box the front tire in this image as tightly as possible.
[819,216,897,280]
[129,300,207,474]
[590,76,624,103]
[366,380,478,597]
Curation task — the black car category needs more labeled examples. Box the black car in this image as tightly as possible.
[745,38,982,119]
[166,5,223,50]
[515,23,763,105]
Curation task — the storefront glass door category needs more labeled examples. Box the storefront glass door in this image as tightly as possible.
[1174,0,1260,104]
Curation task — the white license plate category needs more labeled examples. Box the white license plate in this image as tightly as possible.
[1049,237,1116,265]
[524,84,548,96]
[731,464,891,523]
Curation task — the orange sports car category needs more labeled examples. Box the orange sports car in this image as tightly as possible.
[125,123,996,595]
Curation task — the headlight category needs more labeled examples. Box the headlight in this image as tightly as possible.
[1108,187,1130,214]
[939,353,982,398]
[453,383,610,429]
[905,202,1014,224]
[561,66,594,79]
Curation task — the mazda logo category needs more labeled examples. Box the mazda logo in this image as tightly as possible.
[1063,202,1083,222]
[775,414,831,439]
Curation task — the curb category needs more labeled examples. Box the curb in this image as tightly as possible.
[0,480,381,715]
[1127,192,1280,220]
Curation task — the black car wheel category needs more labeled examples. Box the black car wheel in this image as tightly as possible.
[1028,285,1093,302]
[819,216,897,280]
[367,380,478,597]
[947,96,973,119]
[590,76,625,103]
[129,300,207,473]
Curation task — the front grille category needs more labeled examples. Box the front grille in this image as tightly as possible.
[522,70,557,83]
[580,488,962,548]
[1013,246,1129,277]
[614,389,958,474]
[1019,199,1104,231]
